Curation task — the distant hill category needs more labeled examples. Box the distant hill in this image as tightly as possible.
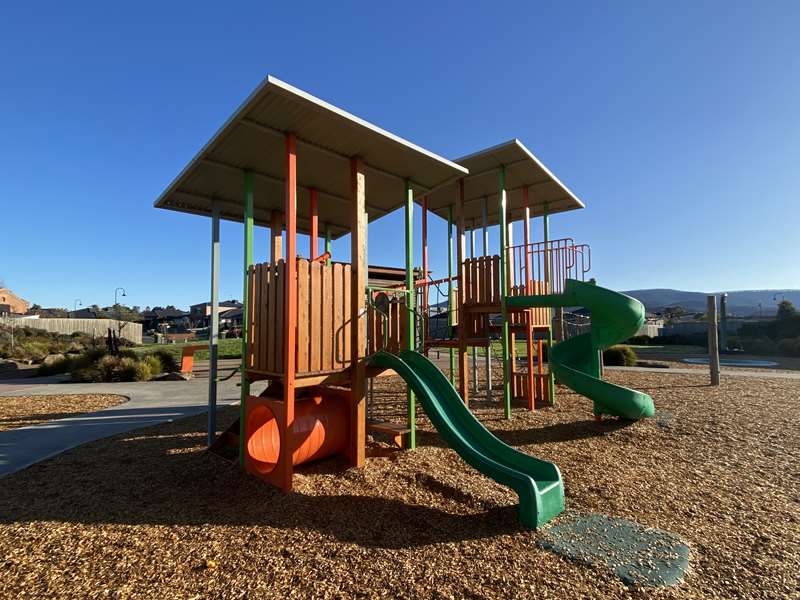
[623,288,800,317]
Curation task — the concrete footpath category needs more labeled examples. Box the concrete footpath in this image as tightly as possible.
[0,376,265,479]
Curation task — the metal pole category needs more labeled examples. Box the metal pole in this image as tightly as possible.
[238,171,254,466]
[708,295,721,386]
[447,204,455,384]
[499,166,512,419]
[405,181,416,449]
[208,202,220,447]
[421,196,428,355]
[543,204,555,405]
[482,197,492,400]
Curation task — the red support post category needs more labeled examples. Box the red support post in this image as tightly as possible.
[281,132,298,490]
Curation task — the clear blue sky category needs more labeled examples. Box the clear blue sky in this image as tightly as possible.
[2,1,798,310]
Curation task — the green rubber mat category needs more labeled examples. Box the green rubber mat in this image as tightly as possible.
[538,512,690,587]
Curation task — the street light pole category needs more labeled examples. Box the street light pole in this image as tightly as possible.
[114,287,127,307]
[74,299,82,311]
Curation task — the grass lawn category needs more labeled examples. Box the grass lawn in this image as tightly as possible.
[132,338,242,362]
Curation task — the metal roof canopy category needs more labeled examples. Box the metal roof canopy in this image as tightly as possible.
[154,75,468,239]
[422,139,585,229]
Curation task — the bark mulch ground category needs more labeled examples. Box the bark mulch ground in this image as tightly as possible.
[0,394,127,432]
[0,371,798,599]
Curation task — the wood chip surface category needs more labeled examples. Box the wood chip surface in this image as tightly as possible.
[0,371,798,599]
[0,394,126,432]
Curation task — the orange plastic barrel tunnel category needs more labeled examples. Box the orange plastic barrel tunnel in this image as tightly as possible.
[245,393,348,475]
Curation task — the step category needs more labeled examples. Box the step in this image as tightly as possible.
[367,420,411,448]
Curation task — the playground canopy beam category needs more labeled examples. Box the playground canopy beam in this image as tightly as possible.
[421,139,584,225]
[154,75,467,239]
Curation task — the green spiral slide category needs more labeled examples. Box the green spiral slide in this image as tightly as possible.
[506,278,655,419]
[370,349,565,528]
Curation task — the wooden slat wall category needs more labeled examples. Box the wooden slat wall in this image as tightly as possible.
[247,259,359,377]
[366,293,405,355]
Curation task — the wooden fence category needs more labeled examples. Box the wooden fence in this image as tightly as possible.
[0,317,142,343]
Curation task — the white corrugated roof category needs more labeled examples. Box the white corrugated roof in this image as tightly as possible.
[423,139,585,228]
[154,75,468,239]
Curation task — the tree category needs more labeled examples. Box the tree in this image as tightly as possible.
[777,300,797,321]
[662,306,686,323]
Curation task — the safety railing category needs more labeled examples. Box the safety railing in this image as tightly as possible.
[508,238,591,295]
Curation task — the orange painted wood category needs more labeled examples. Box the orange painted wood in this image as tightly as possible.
[179,344,207,374]
[280,132,298,491]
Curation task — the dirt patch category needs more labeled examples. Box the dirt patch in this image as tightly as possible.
[0,394,127,432]
[0,371,798,598]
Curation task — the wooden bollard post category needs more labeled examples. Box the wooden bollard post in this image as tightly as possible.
[707,295,721,386]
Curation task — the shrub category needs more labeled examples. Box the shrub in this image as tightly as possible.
[64,347,176,382]
[140,354,164,377]
[37,356,73,376]
[603,344,637,366]
[777,337,800,357]
[627,335,652,345]
[148,349,178,373]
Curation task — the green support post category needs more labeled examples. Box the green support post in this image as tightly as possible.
[499,166,512,419]
[239,171,254,465]
[325,223,332,266]
[447,205,455,384]
[404,181,416,449]
[543,203,555,406]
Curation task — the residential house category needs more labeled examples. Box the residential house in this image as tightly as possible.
[0,288,30,315]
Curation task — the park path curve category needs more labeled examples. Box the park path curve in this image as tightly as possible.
[0,377,265,479]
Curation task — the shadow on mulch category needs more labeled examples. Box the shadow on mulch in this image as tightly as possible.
[0,410,522,550]
[415,418,633,449]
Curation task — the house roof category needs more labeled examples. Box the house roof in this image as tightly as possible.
[142,307,188,319]
[423,139,585,228]
[154,75,468,240]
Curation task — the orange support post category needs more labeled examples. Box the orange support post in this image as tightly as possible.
[309,188,318,259]
[270,132,298,492]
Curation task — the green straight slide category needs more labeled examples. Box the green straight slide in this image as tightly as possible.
[370,349,564,528]
[507,279,655,420]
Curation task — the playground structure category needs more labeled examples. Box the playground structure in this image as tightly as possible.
[154,76,654,528]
